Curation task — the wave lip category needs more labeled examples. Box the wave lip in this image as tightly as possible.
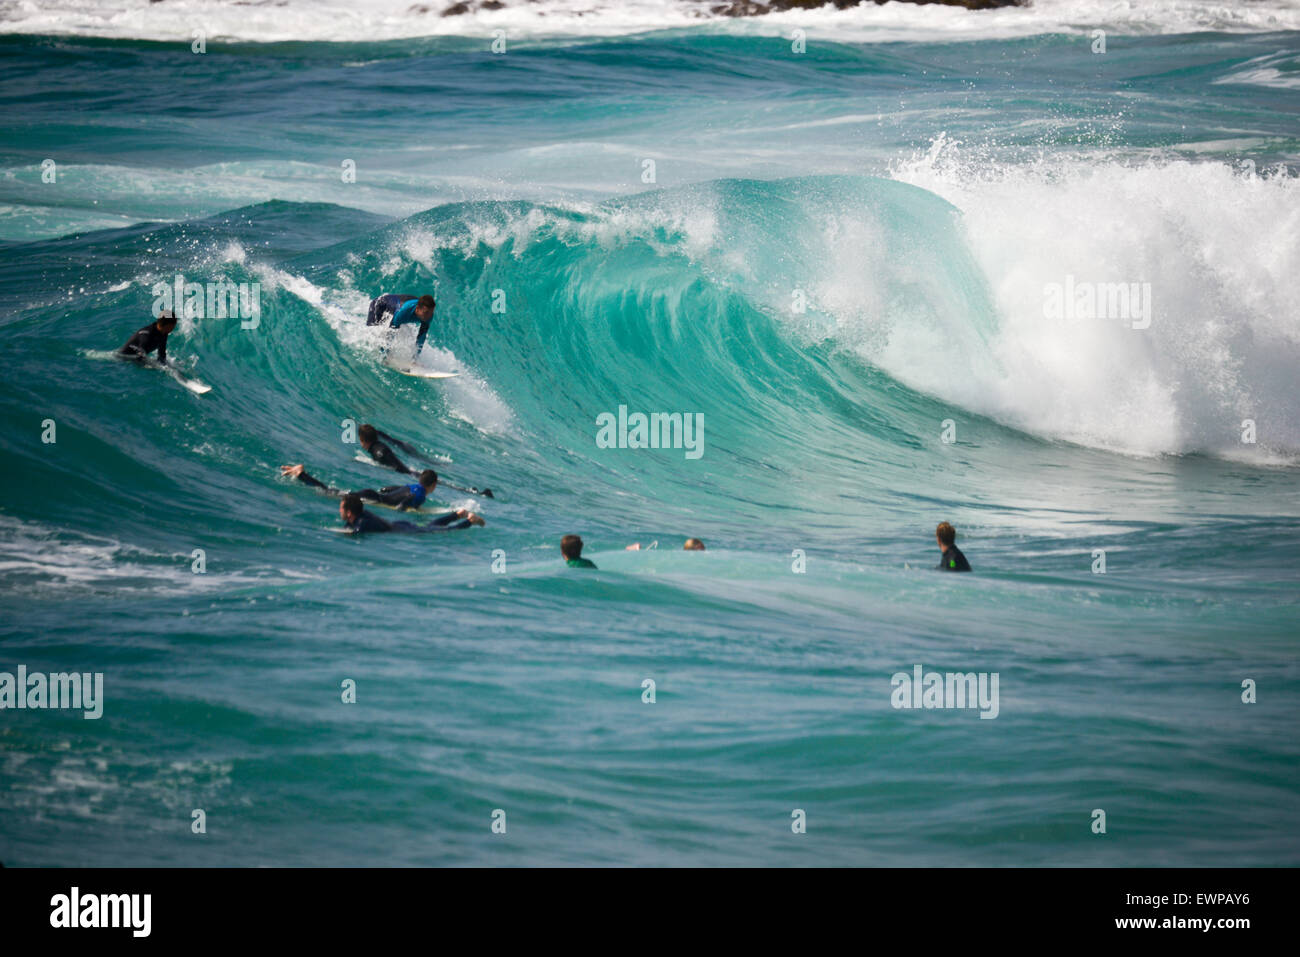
[274,170,1300,465]
[888,141,1300,460]
[106,171,1300,466]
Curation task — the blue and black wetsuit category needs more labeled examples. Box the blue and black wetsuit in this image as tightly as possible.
[345,510,472,534]
[295,469,426,510]
[937,545,972,572]
[119,321,170,363]
[366,481,427,510]
[367,293,431,354]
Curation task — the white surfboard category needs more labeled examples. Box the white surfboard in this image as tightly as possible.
[383,356,459,379]
[162,364,212,394]
[85,349,212,394]
[388,366,460,379]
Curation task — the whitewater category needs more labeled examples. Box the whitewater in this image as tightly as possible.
[0,0,1297,866]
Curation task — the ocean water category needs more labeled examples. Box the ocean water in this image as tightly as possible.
[1,0,1298,866]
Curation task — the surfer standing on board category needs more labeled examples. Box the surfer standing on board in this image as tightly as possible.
[366,293,435,356]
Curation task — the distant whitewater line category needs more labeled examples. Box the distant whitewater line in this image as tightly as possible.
[4,0,1300,43]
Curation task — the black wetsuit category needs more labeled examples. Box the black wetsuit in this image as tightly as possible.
[295,470,426,510]
[345,510,471,534]
[345,511,394,534]
[118,322,170,363]
[365,439,415,476]
[937,545,971,572]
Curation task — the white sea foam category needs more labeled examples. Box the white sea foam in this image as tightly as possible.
[3,0,1298,44]
[874,139,1300,459]
[0,516,314,593]
[1214,50,1300,89]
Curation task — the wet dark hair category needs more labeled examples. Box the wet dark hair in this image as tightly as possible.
[417,294,435,311]
[358,424,377,444]
[561,535,583,559]
[936,522,956,547]
[157,310,178,326]
[418,469,438,487]
[342,493,364,517]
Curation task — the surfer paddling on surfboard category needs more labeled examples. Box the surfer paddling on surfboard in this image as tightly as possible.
[119,310,178,365]
[357,423,494,498]
[367,292,434,357]
[359,423,416,475]
[110,310,211,394]
[280,463,486,524]
[337,494,481,535]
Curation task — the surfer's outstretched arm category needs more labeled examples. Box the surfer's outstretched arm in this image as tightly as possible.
[280,464,344,497]
[422,508,485,530]
[418,516,470,531]
[384,511,479,533]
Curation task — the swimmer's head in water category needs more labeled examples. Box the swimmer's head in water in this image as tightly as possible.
[684,539,705,551]
[416,294,435,321]
[418,469,438,490]
[561,535,584,560]
[936,522,956,548]
[156,310,178,330]
[341,493,364,523]
[358,424,377,447]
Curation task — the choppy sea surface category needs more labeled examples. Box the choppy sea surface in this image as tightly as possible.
[1,0,1298,865]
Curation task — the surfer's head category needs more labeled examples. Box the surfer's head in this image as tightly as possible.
[418,469,438,491]
[561,535,584,560]
[684,538,706,551]
[936,522,956,550]
[341,493,365,525]
[156,310,178,331]
[358,424,377,448]
[416,294,435,321]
